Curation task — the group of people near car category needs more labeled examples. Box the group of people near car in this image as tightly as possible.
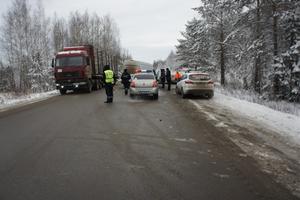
[159,68,171,91]
[102,64,182,103]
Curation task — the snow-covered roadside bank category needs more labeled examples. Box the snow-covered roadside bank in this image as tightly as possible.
[189,92,300,197]
[212,92,300,146]
[0,90,59,111]
[216,87,300,117]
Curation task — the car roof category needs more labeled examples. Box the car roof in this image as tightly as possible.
[187,72,209,75]
[133,73,155,77]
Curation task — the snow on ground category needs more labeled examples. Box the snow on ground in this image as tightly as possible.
[189,91,300,196]
[0,90,59,111]
[216,86,300,117]
[212,92,300,146]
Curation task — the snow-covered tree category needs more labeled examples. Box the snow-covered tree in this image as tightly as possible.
[1,0,33,93]
[176,18,213,71]
[177,0,300,102]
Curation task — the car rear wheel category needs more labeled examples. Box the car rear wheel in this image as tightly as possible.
[181,88,186,99]
[153,94,158,100]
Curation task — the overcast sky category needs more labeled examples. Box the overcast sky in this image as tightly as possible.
[0,0,200,63]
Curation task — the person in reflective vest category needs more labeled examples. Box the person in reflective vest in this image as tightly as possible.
[103,65,116,103]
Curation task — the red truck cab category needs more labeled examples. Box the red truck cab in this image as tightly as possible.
[53,45,101,95]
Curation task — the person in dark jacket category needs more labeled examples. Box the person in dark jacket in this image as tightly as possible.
[103,65,116,103]
[121,68,131,95]
[166,68,171,91]
[160,68,166,89]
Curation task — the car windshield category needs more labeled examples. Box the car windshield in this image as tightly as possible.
[189,74,210,81]
[56,56,85,67]
[135,74,154,80]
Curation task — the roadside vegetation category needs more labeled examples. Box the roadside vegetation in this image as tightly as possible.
[175,0,300,103]
[0,0,131,95]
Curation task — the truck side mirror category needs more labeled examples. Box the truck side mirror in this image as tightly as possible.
[51,59,55,68]
[86,58,90,66]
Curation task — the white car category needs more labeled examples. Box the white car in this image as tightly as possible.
[129,73,159,99]
[176,72,214,99]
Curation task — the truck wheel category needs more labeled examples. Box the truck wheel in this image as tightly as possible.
[207,91,214,99]
[92,80,100,91]
[86,81,92,93]
[60,89,66,95]
[92,81,97,91]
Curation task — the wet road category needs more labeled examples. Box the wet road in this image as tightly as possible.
[0,87,298,200]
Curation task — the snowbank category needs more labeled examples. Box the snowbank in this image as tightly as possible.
[216,87,300,117]
[213,92,300,145]
[0,91,58,111]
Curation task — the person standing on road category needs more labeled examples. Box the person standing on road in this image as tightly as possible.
[166,68,171,91]
[175,70,181,83]
[103,65,116,103]
[121,68,131,95]
[160,68,166,89]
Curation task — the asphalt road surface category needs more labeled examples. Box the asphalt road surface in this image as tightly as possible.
[0,87,298,200]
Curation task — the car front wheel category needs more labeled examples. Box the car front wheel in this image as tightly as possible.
[175,86,180,95]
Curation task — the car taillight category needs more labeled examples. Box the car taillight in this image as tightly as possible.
[185,80,193,84]
[152,80,158,87]
[208,80,214,85]
[130,81,136,88]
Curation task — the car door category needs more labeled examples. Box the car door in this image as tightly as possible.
[177,74,187,90]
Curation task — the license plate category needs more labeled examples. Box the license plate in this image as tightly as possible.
[139,90,150,94]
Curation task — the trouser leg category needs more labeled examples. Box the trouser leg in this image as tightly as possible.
[124,83,129,95]
[105,84,113,102]
[108,84,113,102]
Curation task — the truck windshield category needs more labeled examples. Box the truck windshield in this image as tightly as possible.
[56,56,85,67]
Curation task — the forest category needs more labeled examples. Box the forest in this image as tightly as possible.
[0,0,131,94]
[176,0,300,102]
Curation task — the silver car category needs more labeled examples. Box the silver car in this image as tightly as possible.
[129,73,159,99]
[176,72,214,99]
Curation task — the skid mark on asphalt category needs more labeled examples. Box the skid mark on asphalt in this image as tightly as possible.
[213,173,230,179]
[189,100,219,121]
[173,138,197,143]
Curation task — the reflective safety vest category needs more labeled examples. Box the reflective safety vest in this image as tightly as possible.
[104,70,114,84]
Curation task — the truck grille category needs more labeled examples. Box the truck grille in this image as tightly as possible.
[57,71,80,79]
